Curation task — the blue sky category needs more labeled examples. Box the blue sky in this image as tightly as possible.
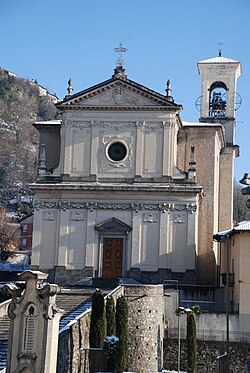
[1,0,249,181]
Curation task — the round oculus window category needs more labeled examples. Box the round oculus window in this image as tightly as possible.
[107,141,127,162]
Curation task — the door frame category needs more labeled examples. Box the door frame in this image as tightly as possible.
[95,217,132,278]
[99,234,128,278]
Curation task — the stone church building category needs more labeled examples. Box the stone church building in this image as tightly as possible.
[30,55,241,286]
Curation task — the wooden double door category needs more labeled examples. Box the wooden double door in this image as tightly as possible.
[102,237,123,278]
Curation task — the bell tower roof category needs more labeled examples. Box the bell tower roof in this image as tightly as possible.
[198,56,240,64]
[197,55,242,94]
[198,56,241,77]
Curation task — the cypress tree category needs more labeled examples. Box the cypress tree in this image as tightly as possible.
[89,289,107,348]
[106,295,116,336]
[116,295,128,373]
[186,312,196,373]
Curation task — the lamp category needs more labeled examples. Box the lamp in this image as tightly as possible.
[239,173,250,185]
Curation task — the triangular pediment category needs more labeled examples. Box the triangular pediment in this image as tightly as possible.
[95,217,132,232]
[56,76,181,111]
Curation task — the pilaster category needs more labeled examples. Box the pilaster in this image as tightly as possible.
[135,121,144,177]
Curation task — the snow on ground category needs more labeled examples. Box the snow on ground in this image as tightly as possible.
[6,253,28,264]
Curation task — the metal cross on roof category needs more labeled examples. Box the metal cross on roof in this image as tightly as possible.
[217,40,224,57]
[114,42,128,67]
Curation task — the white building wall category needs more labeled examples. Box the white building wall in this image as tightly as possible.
[59,110,181,180]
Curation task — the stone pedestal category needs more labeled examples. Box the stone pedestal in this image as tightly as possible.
[4,270,64,373]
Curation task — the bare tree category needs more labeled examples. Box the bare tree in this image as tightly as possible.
[0,72,58,196]
[233,180,250,223]
[0,207,19,260]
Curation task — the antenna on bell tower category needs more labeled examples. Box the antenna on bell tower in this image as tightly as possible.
[217,41,224,57]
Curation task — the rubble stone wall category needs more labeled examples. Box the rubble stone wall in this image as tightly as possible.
[164,338,250,373]
[57,312,92,373]
[56,286,124,373]
[125,285,164,373]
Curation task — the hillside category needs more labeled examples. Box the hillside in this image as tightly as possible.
[0,68,58,205]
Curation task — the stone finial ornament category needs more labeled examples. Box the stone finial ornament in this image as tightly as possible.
[165,79,174,102]
[38,144,47,176]
[112,65,127,80]
[67,78,74,96]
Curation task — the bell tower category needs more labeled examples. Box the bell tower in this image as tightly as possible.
[197,55,241,144]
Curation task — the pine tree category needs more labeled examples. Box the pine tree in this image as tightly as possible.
[106,295,116,336]
[116,296,128,373]
[89,289,107,348]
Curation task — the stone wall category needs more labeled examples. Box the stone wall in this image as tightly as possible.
[164,289,250,341]
[163,338,250,373]
[57,312,92,373]
[56,286,124,373]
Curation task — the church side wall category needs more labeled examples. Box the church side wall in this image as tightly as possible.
[177,126,224,284]
[218,146,235,232]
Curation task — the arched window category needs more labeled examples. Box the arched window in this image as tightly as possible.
[23,304,38,354]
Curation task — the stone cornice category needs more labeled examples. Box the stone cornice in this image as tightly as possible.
[67,120,176,129]
[33,200,197,214]
[58,105,177,112]
[30,182,202,194]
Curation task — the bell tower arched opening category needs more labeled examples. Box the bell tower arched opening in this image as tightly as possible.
[209,81,228,118]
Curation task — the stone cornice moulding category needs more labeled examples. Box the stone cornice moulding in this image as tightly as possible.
[33,200,197,214]
[65,120,177,130]
[59,105,177,112]
[30,183,202,193]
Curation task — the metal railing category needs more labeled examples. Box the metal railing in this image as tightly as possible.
[79,348,107,373]
[167,327,250,343]
[0,263,29,271]
[217,353,228,373]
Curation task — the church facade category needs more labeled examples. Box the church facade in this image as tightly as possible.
[30,55,241,285]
